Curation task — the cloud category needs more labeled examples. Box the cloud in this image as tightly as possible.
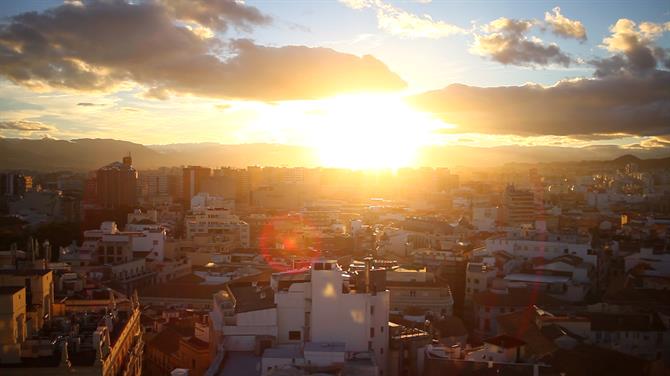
[408,70,670,138]
[339,0,466,38]
[0,120,54,131]
[591,19,670,77]
[0,1,405,101]
[544,7,586,41]
[471,17,572,67]
[77,102,104,106]
[160,0,271,32]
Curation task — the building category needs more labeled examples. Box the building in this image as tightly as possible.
[210,259,390,375]
[96,154,138,209]
[144,312,210,376]
[0,173,30,196]
[464,262,497,313]
[0,264,144,375]
[502,185,536,226]
[0,269,54,334]
[184,207,250,248]
[0,286,27,363]
[473,282,566,337]
[182,166,211,209]
[385,266,454,317]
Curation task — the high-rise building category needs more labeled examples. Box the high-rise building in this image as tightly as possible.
[501,185,536,226]
[96,154,138,209]
[0,173,29,196]
[182,166,211,209]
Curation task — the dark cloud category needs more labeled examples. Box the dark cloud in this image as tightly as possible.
[472,17,572,67]
[408,70,670,138]
[0,120,54,131]
[0,1,405,100]
[77,102,104,106]
[591,19,670,78]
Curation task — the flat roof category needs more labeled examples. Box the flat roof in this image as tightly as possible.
[504,273,570,284]
[262,346,302,359]
[304,342,346,353]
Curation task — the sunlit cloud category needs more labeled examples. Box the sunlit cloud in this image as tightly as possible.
[471,17,572,67]
[339,0,466,39]
[544,7,587,41]
[0,119,54,132]
[0,0,405,101]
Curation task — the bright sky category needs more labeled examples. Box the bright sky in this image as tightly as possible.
[0,0,669,168]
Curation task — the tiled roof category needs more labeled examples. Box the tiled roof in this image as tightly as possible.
[148,327,182,355]
[495,309,557,357]
[473,288,567,308]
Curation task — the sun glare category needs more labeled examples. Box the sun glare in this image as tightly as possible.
[309,93,442,170]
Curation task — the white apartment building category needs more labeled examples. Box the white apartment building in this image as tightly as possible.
[485,228,596,265]
[184,207,250,248]
[210,260,390,375]
[190,192,234,211]
[472,206,499,232]
[465,262,497,308]
[82,221,166,262]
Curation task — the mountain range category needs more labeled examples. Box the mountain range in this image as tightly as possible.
[0,137,668,171]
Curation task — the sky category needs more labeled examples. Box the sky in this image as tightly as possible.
[0,0,669,168]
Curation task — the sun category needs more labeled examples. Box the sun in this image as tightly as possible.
[308,93,441,170]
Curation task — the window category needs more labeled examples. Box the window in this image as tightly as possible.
[370,305,375,315]
[192,359,196,369]
[370,327,375,338]
[289,331,301,340]
[381,326,384,333]
[409,290,416,297]
[368,341,373,350]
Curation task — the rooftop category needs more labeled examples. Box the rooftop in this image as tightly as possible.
[473,288,567,308]
[304,342,346,353]
[484,334,526,349]
[0,285,24,295]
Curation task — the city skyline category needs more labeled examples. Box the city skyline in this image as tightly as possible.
[0,0,669,169]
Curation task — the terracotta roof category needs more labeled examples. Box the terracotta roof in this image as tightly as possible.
[139,277,225,301]
[495,309,557,357]
[473,288,567,308]
[148,328,182,355]
[185,336,209,350]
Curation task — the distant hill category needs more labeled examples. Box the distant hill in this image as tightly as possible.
[0,138,318,171]
[0,137,668,171]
